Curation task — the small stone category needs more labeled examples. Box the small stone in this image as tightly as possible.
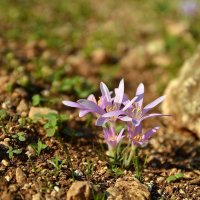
[156,177,165,183]
[9,184,18,192]
[91,48,111,65]
[2,159,10,167]
[32,193,42,200]
[66,181,91,200]
[26,145,36,157]
[0,141,9,148]
[2,101,11,109]
[16,168,27,185]
[16,99,29,114]
[54,186,59,192]
[107,176,150,200]
[5,175,11,182]
[4,138,10,142]
[74,169,84,178]
[28,107,58,121]
[12,88,28,98]
[166,21,188,36]
[179,189,185,194]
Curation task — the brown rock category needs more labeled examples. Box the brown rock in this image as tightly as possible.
[67,55,94,76]
[162,47,200,138]
[28,107,58,121]
[66,181,91,200]
[107,176,150,200]
[166,21,188,36]
[16,99,29,114]
[32,193,42,200]
[120,47,148,69]
[120,40,164,70]
[91,48,110,65]
[16,168,27,185]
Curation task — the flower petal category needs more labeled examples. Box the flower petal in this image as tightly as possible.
[122,96,138,111]
[96,117,109,126]
[135,83,144,107]
[141,113,171,121]
[79,110,90,117]
[78,99,105,115]
[117,128,125,143]
[143,96,165,114]
[87,94,97,103]
[114,79,124,105]
[102,110,125,118]
[118,116,132,122]
[62,101,84,109]
[133,124,142,136]
[100,82,112,103]
[142,126,160,141]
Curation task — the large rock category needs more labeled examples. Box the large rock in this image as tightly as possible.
[106,176,150,200]
[162,48,200,138]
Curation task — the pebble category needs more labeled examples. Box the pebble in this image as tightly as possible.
[2,101,11,109]
[9,184,18,192]
[26,145,36,157]
[54,186,59,192]
[66,181,91,200]
[91,48,110,65]
[32,193,42,200]
[4,138,10,142]
[16,167,27,184]
[16,99,29,114]
[1,159,10,167]
[74,169,84,178]
[5,175,11,182]
[28,107,58,121]
[0,141,9,148]
[179,189,185,194]
[156,177,165,183]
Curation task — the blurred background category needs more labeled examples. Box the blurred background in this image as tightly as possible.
[0,0,200,100]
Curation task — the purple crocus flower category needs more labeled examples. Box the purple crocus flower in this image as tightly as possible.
[127,122,159,146]
[103,126,124,149]
[63,79,126,126]
[100,83,168,126]
[179,0,199,16]
[119,83,168,126]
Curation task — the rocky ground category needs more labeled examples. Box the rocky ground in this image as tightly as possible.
[0,0,200,200]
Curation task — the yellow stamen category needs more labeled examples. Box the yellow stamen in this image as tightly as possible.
[106,103,118,112]
[131,103,142,119]
[98,97,102,106]
[133,135,142,142]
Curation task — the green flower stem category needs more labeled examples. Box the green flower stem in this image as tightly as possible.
[107,146,116,158]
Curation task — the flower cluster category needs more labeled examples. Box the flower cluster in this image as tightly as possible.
[63,79,168,152]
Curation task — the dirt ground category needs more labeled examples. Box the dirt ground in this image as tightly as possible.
[0,0,200,199]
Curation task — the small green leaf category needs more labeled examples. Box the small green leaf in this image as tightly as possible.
[18,132,26,141]
[0,109,6,120]
[13,149,22,154]
[37,140,47,155]
[46,127,57,137]
[167,173,184,183]
[32,94,41,106]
